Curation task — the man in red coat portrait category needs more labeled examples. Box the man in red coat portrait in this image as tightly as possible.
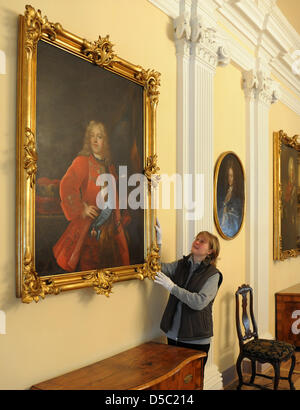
[53,120,130,272]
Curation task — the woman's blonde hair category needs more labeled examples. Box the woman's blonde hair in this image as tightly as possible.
[78,120,112,164]
[196,231,220,266]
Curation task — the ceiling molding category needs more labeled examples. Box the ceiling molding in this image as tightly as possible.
[148,0,300,113]
[279,85,300,116]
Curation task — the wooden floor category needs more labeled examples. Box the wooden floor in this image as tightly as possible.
[225,350,300,390]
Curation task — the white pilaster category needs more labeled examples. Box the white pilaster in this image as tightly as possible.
[190,17,217,239]
[174,11,192,258]
[242,68,279,339]
[148,0,300,388]
[190,14,230,239]
[242,70,257,292]
[175,4,230,390]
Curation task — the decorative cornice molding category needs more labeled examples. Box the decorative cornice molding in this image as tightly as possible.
[257,70,280,105]
[174,11,191,40]
[174,11,231,69]
[278,85,300,116]
[242,69,259,99]
[148,0,300,114]
[242,68,280,105]
[191,15,219,69]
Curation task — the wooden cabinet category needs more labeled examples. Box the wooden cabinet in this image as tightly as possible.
[275,284,300,348]
[31,342,206,390]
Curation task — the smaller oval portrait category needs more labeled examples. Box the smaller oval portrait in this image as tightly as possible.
[214,152,245,240]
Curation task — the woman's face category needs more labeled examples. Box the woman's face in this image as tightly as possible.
[191,234,212,260]
[228,167,234,186]
[89,125,104,156]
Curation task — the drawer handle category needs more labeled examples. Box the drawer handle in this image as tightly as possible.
[184,374,193,384]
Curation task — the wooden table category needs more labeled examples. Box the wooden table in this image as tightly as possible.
[275,284,300,348]
[31,342,206,390]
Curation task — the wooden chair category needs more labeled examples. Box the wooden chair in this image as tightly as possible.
[235,284,296,390]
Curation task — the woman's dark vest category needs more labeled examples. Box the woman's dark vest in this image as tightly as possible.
[160,256,223,341]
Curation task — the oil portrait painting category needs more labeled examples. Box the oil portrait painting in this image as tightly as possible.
[214,152,245,240]
[35,41,144,276]
[273,130,300,260]
[16,6,161,302]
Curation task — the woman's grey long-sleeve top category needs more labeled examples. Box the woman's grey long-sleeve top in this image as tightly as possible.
[161,256,220,345]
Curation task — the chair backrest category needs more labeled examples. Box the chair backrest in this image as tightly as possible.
[235,284,258,348]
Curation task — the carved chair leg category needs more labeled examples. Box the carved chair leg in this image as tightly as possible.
[250,360,256,384]
[288,354,296,391]
[236,353,243,390]
[272,362,280,390]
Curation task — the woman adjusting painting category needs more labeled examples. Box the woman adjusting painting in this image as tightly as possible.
[53,120,130,272]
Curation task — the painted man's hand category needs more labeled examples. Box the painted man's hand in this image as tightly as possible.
[82,202,99,219]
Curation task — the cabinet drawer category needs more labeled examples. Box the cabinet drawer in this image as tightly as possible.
[148,358,203,390]
[177,360,203,390]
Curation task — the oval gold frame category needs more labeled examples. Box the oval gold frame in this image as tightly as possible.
[213,151,246,240]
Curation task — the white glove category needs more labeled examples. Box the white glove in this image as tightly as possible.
[155,218,162,245]
[154,271,174,292]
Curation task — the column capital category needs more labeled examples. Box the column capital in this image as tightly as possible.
[242,69,280,105]
[190,14,230,70]
[242,69,259,99]
[174,12,192,58]
[257,70,280,105]
[174,12,191,41]
[174,38,191,58]
[173,8,230,70]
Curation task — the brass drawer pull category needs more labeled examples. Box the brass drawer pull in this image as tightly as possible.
[184,374,193,384]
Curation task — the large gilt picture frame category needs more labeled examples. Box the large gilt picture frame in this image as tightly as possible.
[16,5,161,303]
[273,130,300,260]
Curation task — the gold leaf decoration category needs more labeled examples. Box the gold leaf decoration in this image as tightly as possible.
[279,130,300,150]
[135,263,147,278]
[22,249,60,303]
[24,128,37,188]
[142,245,161,281]
[84,269,116,297]
[281,249,299,260]
[144,154,160,183]
[82,35,116,67]
[24,5,61,54]
[136,69,161,103]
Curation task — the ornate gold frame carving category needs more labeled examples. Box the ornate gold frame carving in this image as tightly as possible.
[16,5,161,303]
[273,130,300,261]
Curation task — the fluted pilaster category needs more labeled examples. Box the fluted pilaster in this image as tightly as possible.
[242,68,279,339]
[174,6,230,390]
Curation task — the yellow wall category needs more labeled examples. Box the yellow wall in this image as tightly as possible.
[1,0,300,390]
[213,62,300,373]
[0,0,176,389]
[213,63,246,372]
[269,101,300,335]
